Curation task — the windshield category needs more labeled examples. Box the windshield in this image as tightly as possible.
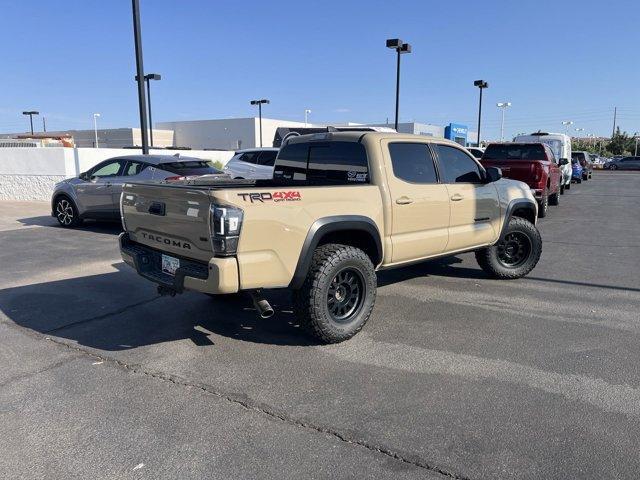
[483,144,546,160]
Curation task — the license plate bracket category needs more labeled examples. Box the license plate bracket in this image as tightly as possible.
[161,254,180,276]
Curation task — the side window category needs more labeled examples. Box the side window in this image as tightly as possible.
[435,145,483,183]
[257,151,277,166]
[388,142,438,184]
[307,142,369,185]
[239,152,260,164]
[546,146,557,164]
[91,160,123,178]
[123,161,148,176]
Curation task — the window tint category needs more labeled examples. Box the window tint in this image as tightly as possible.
[124,161,147,176]
[159,160,222,176]
[239,152,260,164]
[435,145,483,183]
[274,141,369,185]
[273,143,309,181]
[388,143,438,183]
[484,144,547,160]
[91,160,122,178]
[257,150,277,166]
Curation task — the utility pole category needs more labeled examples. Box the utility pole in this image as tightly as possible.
[131,0,149,154]
[612,106,617,138]
[42,117,47,132]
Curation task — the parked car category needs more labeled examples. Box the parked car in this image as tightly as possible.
[481,142,563,217]
[466,147,484,159]
[571,151,593,180]
[223,148,279,179]
[607,156,640,170]
[51,155,227,227]
[119,132,541,343]
[571,158,583,183]
[513,132,572,193]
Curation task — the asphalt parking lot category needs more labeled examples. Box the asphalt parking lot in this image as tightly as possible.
[1,171,639,479]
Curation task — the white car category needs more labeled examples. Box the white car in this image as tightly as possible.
[223,148,279,179]
[466,147,484,159]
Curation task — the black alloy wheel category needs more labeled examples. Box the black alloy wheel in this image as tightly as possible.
[497,231,532,269]
[327,268,365,323]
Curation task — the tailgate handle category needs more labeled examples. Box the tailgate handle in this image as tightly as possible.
[148,202,166,216]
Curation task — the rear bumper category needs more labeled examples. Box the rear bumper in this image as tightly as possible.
[119,232,239,294]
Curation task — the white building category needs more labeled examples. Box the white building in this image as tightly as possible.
[0,128,174,149]
[157,117,311,150]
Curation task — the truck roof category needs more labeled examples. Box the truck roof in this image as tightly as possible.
[283,131,464,147]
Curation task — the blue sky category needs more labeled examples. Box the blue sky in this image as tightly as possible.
[1,0,638,140]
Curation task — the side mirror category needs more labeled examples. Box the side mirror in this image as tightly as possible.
[79,172,89,181]
[485,166,502,183]
[560,158,569,166]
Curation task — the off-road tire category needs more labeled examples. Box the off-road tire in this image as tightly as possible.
[54,195,82,228]
[549,187,560,206]
[537,191,549,218]
[293,243,376,344]
[475,217,542,279]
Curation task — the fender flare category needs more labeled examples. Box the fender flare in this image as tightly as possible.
[289,215,382,289]
[500,198,537,238]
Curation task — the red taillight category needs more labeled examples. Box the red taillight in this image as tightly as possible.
[532,163,545,183]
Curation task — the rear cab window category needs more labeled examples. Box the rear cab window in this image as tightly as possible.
[274,141,369,185]
[484,144,547,161]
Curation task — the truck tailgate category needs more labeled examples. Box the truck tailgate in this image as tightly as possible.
[121,183,213,262]
[481,160,535,186]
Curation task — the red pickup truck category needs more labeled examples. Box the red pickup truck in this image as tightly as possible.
[480,143,563,218]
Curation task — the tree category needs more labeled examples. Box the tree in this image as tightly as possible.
[608,127,635,155]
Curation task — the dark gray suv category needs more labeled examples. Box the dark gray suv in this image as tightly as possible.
[51,154,226,227]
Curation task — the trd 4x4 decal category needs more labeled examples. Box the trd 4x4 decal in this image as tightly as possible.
[237,191,302,203]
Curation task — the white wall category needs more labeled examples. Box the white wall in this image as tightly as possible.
[0,147,234,201]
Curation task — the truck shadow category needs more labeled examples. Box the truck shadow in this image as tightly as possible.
[0,265,318,350]
[18,215,123,235]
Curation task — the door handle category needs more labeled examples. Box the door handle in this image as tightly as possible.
[450,194,464,201]
[396,196,414,205]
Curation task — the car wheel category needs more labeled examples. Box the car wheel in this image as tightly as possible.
[293,243,376,344]
[565,181,571,190]
[549,187,560,206]
[560,183,565,195]
[577,177,582,184]
[475,217,542,279]
[537,191,549,218]
[610,164,617,170]
[54,196,81,228]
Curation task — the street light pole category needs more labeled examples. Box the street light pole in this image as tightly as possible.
[474,80,488,147]
[304,109,311,127]
[634,133,639,156]
[22,111,39,135]
[496,102,511,142]
[131,0,149,154]
[386,38,412,131]
[143,73,161,148]
[250,99,270,147]
[93,113,101,148]
[562,121,574,135]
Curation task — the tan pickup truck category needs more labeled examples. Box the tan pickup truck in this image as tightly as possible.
[120,132,541,343]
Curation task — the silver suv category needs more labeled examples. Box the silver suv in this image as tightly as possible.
[51,154,226,227]
[223,148,279,179]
